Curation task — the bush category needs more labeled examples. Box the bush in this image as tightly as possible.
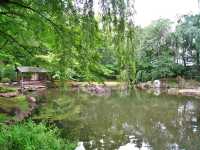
[3,65,16,81]
[0,121,75,150]
[1,78,11,83]
[0,65,16,82]
[136,70,152,82]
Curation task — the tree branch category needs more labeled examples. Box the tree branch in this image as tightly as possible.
[0,11,25,17]
[0,30,27,49]
[0,40,8,49]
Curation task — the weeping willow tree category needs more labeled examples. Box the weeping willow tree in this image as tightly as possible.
[99,0,136,85]
[0,0,136,84]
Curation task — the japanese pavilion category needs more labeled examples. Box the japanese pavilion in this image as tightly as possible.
[16,66,48,91]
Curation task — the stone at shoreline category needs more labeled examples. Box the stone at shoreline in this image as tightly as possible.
[178,89,200,96]
[167,88,179,95]
[136,78,200,97]
[28,96,36,103]
[0,92,18,98]
[81,84,111,96]
[153,80,161,88]
[136,81,153,90]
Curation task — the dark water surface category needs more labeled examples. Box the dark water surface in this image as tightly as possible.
[32,89,200,150]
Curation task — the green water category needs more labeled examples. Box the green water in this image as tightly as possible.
[32,89,200,150]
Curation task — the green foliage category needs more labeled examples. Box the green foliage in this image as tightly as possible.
[1,0,200,83]
[0,114,8,122]
[0,0,136,83]
[136,19,185,82]
[1,78,11,83]
[0,121,75,150]
[0,65,16,82]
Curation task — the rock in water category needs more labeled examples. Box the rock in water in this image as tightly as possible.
[153,80,161,88]
[95,86,105,93]
[75,142,85,150]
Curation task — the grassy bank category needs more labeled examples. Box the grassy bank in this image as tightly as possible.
[0,96,29,123]
[0,120,75,150]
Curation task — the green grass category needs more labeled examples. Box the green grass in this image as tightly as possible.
[0,114,11,122]
[0,86,16,93]
[0,96,29,112]
[14,96,29,112]
[0,120,75,150]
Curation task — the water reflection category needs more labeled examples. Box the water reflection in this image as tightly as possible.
[33,89,200,150]
[119,135,152,150]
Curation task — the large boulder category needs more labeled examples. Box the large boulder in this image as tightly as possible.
[136,81,153,90]
[0,92,18,98]
[178,89,200,96]
[153,80,161,88]
[167,88,179,95]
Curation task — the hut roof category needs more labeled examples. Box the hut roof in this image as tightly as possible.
[17,66,48,73]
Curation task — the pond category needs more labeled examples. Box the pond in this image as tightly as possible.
[32,88,200,150]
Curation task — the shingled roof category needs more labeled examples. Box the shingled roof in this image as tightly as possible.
[17,66,48,73]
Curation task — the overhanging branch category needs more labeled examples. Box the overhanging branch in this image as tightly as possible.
[0,30,27,50]
[0,39,8,49]
[0,11,25,17]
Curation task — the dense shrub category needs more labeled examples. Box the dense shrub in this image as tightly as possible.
[136,57,185,82]
[0,121,75,150]
[3,65,17,81]
[0,65,17,82]
[183,66,200,79]
[136,71,152,82]
[1,78,11,83]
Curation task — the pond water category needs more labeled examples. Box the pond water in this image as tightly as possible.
[32,88,200,150]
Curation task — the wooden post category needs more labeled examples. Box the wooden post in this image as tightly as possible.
[16,70,18,82]
[21,72,24,93]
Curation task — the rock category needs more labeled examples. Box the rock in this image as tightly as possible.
[136,83,147,90]
[136,81,154,90]
[0,92,18,98]
[167,88,179,95]
[153,89,161,96]
[153,80,161,88]
[94,86,106,93]
[11,82,18,86]
[146,81,153,88]
[28,96,36,103]
[177,76,185,88]
[71,83,80,88]
[82,84,110,96]
[178,89,200,96]
[75,142,85,150]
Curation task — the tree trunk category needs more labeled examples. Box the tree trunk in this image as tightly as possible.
[182,55,186,67]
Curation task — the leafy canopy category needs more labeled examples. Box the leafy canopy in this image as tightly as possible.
[0,0,136,82]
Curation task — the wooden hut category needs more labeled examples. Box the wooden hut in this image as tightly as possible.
[16,66,48,91]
